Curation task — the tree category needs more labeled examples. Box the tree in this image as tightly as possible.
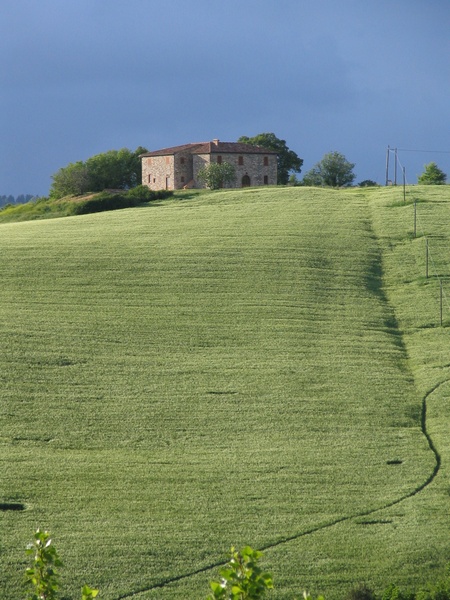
[418,162,447,185]
[86,147,147,191]
[288,173,301,186]
[301,166,323,187]
[358,180,379,187]
[50,161,91,198]
[303,151,356,187]
[49,146,148,199]
[197,161,236,190]
[238,132,303,185]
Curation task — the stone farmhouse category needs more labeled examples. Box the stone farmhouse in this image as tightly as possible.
[140,140,277,190]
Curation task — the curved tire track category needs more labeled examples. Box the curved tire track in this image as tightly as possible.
[115,379,448,599]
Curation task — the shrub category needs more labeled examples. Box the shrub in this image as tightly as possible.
[416,577,450,600]
[71,188,173,215]
[359,180,379,187]
[72,192,136,215]
[207,545,273,599]
[125,184,168,202]
[381,583,415,600]
[25,529,62,600]
[25,529,98,600]
[346,583,377,600]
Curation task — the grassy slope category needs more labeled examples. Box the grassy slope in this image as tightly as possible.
[0,195,86,222]
[0,186,448,599]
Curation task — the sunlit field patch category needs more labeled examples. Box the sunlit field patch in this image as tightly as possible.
[1,185,449,599]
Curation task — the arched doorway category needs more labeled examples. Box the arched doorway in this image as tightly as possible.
[241,174,251,187]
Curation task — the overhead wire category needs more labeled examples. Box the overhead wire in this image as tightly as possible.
[397,148,450,154]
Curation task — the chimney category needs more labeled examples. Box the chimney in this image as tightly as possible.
[212,139,219,146]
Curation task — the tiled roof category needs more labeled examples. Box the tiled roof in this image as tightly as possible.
[139,143,204,157]
[140,141,277,157]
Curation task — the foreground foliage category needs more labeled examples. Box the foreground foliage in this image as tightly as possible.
[25,529,98,600]
[21,532,450,600]
[208,546,273,599]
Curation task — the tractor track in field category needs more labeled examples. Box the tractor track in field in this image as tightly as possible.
[115,378,448,599]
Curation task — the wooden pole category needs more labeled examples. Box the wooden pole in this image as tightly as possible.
[426,238,429,279]
[394,148,398,186]
[385,146,390,186]
[403,167,406,201]
[414,201,417,238]
[440,280,443,326]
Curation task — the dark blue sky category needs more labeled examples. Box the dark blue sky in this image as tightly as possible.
[1,0,449,196]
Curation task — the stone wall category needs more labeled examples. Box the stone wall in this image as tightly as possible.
[142,155,175,190]
[142,150,277,190]
[193,152,277,189]
[174,151,195,189]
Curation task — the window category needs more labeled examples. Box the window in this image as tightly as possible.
[264,156,269,166]
[148,174,151,183]
[165,156,170,165]
[238,156,244,166]
[217,155,222,164]
[181,176,185,183]
[264,175,269,185]
[180,157,185,165]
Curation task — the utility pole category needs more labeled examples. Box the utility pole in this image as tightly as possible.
[414,201,417,238]
[403,167,406,202]
[385,146,390,186]
[394,148,398,186]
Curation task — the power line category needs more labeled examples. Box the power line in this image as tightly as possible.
[397,149,450,154]
[385,145,450,186]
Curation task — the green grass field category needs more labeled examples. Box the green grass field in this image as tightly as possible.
[1,185,449,599]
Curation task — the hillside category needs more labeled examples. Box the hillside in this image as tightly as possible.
[0,187,174,223]
[1,186,449,599]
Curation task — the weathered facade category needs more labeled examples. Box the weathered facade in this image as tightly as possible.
[141,140,277,190]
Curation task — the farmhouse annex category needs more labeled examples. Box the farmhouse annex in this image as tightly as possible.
[140,140,277,190]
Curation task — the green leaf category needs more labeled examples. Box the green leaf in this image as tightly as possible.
[81,584,99,599]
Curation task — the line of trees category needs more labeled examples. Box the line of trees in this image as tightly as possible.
[45,137,449,200]
[0,194,38,207]
[237,136,358,188]
[45,136,357,197]
[49,147,148,199]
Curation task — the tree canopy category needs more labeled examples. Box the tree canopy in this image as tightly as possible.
[302,151,356,188]
[417,162,447,185]
[49,146,148,199]
[237,133,303,185]
[197,162,236,190]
